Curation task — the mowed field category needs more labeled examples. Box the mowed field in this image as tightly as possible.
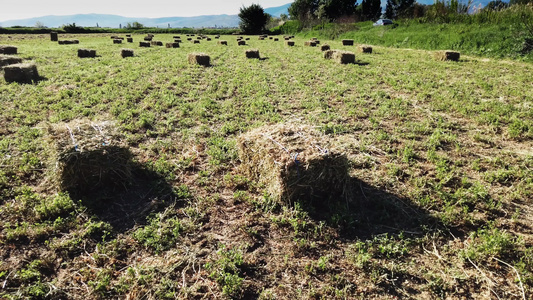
[1,33,533,299]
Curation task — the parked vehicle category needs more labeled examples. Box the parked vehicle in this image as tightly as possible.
[373,19,393,26]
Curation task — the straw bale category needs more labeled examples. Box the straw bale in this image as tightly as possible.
[126,34,132,37]
[237,123,350,205]
[284,37,290,40]
[127,38,133,43]
[139,42,151,47]
[321,44,330,51]
[245,38,250,40]
[0,55,23,68]
[113,39,123,44]
[323,50,335,59]
[166,42,180,48]
[78,48,96,58]
[0,45,18,54]
[207,38,212,41]
[245,49,260,59]
[215,35,220,39]
[121,48,134,58]
[434,50,460,61]
[187,37,192,41]
[286,41,295,46]
[274,38,279,41]
[269,37,273,40]
[173,36,180,39]
[188,52,210,66]
[304,41,317,47]
[151,41,163,46]
[50,32,58,41]
[174,39,182,43]
[144,36,153,41]
[4,63,39,84]
[259,37,265,40]
[218,40,228,45]
[44,120,133,194]
[58,40,79,45]
[193,40,200,44]
[342,39,354,46]
[238,40,246,46]
[358,45,372,53]
[333,50,355,64]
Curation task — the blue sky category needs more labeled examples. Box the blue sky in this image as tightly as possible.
[0,0,292,22]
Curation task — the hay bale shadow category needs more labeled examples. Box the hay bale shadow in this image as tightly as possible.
[66,153,177,232]
[299,176,438,240]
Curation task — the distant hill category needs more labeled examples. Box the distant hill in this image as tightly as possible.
[0,3,292,28]
[265,3,292,17]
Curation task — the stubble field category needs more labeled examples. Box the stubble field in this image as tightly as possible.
[0,33,532,299]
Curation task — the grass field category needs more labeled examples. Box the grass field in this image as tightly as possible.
[1,33,532,299]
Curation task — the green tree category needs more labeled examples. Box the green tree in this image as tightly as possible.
[126,21,144,29]
[239,4,269,34]
[484,0,508,10]
[324,0,357,20]
[361,0,382,20]
[384,0,415,19]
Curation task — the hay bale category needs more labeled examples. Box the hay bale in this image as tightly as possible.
[144,36,153,41]
[314,40,320,44]
[126,34,132,37]
[3,63,39,84]
[50,32,58,41]
[333,50,355,64]
[215,35,220,39]
[358,45,372,53]
[269,37,273,40]
[187,37,192,41]
[321,44,330,51]
[139,42,151,47]
[121,48,134,58]
[238,40,246,46]
[45,120,133,194]
[0,45,18,54]
[193,40,200,44]
[151,41,163,46]
[173,36,180,39]
[434,50,460,61]
[174,39,182,43]
[323,50,335,59]
[218,40,228,45]
[188,52,210,66]
[304,41,317,47]
[166,42,180,48]
[286,41,295,46]
[245,49,260,59]
[207,38,212,41]
[0,55,23,68]
[58,40,79,45]
[259,37,265,40]
[237,123,350,205]
[127,37,133,43]
[342,39,354,46]
[78,48,96,58]
[284,37,290,40]
[245,38,250,41]
[113,39,123,44]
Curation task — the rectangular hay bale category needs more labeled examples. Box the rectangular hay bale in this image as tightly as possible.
[0,45,18,54]
[342,39,354,46]
[237,124,349,204]
[45,120,132,194]
[78,48,96,58]
[245,49,260,59]
[333,50,355,64]
[166,42,180,48]
[358,45,372,53]
[188,52,210,66]
[434,50,460,61]
[0,54,23,68]
[4,63,39,84]
[121,48,134,58]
